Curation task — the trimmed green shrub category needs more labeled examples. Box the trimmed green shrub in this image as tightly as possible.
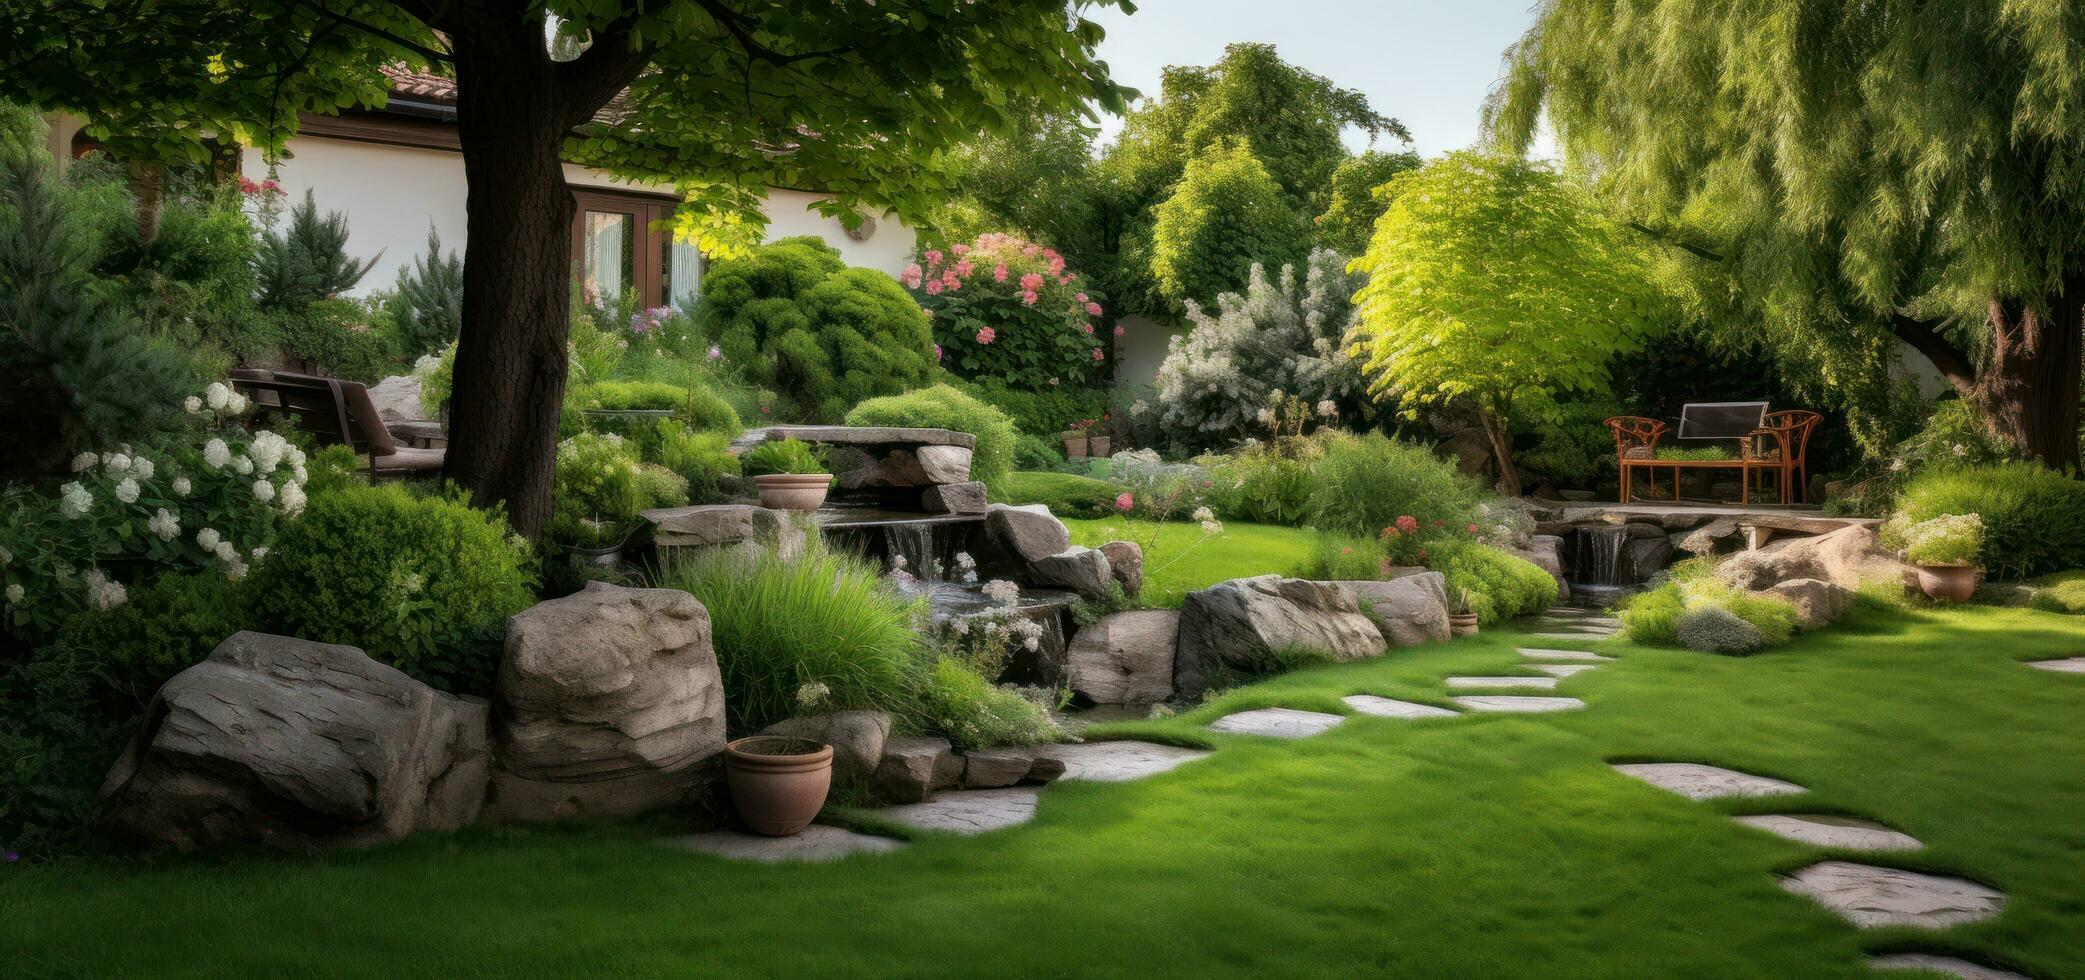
[1618,582,1686,645]
[1425,540,1555,624]
[1308,431,1486,539]
[51,572,246,709]
[2032,571,2085,614]
[1889,462,2085,578]
[1204,450,1316,526]
[701,236,936,421]
[1013,432,1065,470]
[967,380,1111,438]
[636,463,690,511]
[844,383,1017,489]
[1306,532,1393,581]
[245,483,536,695]
[277,297,404,384]
[666,542,922,734]
[1675,606,1764,654]
[994,471,1129,518]
[655,422,741,502]
[918,655,1063,752]
[1621,568,1797,651]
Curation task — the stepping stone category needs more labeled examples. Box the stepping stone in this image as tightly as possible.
[1535,622,1617,633]
[1048,741,1212,783]
[1209,707,1346,739]
[1342,694,1459,719]
[2027,656,2085,674]
[1445,675,1560,690]
[1867,953,2029,979]
[1531,632,1612,642]
[1451,695,1586,713]
[671,825,906,862]
[1519,647,1615,662]
[1733,814,1924,852]
[1530,663,1598,678]
[879,787,1042,835]
[1611,762,1805,800]
[1780,861,2007,929]
[1540,606,1594,617]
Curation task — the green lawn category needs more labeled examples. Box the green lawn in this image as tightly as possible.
[1062,517,1318,605]
[6,603,2083,978]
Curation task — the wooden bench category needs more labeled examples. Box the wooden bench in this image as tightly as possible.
[230,369,446,481]
[1605,403,1820,505]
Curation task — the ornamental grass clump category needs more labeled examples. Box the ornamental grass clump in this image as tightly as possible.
[1620,560,1798,654]
[740,437,827,477]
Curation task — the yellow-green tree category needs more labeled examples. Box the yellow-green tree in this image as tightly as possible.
[1347,153,1666,495]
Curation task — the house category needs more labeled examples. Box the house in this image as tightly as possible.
[40,66,917,308]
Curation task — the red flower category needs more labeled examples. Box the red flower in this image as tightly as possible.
[1467,523,1482,534]
[1395,515,1420,535]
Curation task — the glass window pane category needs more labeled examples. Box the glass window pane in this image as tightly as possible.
[665,236,702,311]
[583,211,632,302]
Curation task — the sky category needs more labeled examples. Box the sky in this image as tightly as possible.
[1084,0,1551,158]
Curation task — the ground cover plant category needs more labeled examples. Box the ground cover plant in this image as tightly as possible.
[3,605,2081,978]
[1063,517,1315,606]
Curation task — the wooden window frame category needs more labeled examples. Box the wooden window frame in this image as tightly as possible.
[570,188,689,309]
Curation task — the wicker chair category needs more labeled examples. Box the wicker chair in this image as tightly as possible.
[1745,410,1823,504]
[1603,416,1668,503]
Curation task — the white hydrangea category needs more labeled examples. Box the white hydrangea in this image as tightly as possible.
[82,569,127,611]
[413,354,442,375]
[251,546,269,562]
[114,477,140,504]
[213,540,239,563]
[252,478,276,503]
[183,395,203,414]
[278,480,306,516]
[225,558,249,581]
[59,481,93,518]
[204,382,231,411]
[104,452,131,472]
[203,438,231,470]
[5,584,22,603]
[70,452,98,472]
[131,456,154,480]
[146,508,181,540]
[249,430,288,471]
[1316,399,1339,418]
[0,544,10,565]
[196,527,222,552]
[231,454,254,475]
[286,445,307,468]
[172,475,192,496]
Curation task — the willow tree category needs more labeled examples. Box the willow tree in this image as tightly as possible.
[1347,153,1665,496]
[1,1,1131,534]
[1490,0,2085,468]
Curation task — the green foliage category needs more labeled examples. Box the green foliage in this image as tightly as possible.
[254,190,376,310]
[700,237,936,422]
[1315,150,1422,256]
[245,483,536,695]
[666,543,923,734]
[1515,398,1623,491]
[1425,540,1555,625]
[0,148,208,481]
[843,383,1016,489]
[918,655,1063,752]
[1150,143,1310,308]
[965,380,1109,440]
[911,233,1109,388]
[1675,606,1766,655]
[2030,571,2085,615]
[567,379,740,456]
[1204,449,1317,527]
[994,471,1129,519]
[276,297,403,384]
[1307,532,1395,581]
[1618,582,1686,645]
[1348,152,1667,494]
[1013,432,1066,470]
[1154,249,1367,453]
[635,464,690,512]
[740,437,828,478]
[1654,446,1735,462]
[390,226,462,355]
[1307,432,1486,542]
[51,571,246,709]
[654,422,741,503]
[1621,564,1798,651]
[1888,463,2085,579]
[551,432,645,547]
[303,443,362,498]
[0,649,130,856]
[1900,514,1984,567]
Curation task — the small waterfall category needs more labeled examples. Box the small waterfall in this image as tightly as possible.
[816,509,981,581]
[1570,526,1632,586]
[882,523,943,581]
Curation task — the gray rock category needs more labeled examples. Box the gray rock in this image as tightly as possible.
[1066,610,1177,705]
[1766,577,1853,629]
[1097,540,1144,596]
[1451,695,1586,713]
[1718,524,1907,592]
[99,632,489,851]
[1732,814,1922,852]
[760,710,891,785]
[1780,861,2006,929]
[1174,576,1388,698]
[1336,572,1452,646]
[836,445,975,489]
[981,503,1072,565]
[643,504,804,559]
[1674,518,1740,555]
[1865,954,2028,980]
[367,373,430,422]
[879,786,1041,834]
[874,736,961,803]
[671,825,906,863]
[735,425,975,450]
[1508,539,1570,601]
[1341,695,1459,719]
[2029,656,2085,674]
[1043,740,1211,782]
[487,583,724,823]
[1626,535,1674,580]
[1445,675,1560,690]
[1027,546,1114,600]
[958,746,1062,789]
[1208,707,1346,739]
[921,481,988,514]
[1611,762,1805,800]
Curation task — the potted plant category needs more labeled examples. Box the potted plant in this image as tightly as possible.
[723,735,834,836]
[1062,422,1090,459]
[742,438,832,511]
[1446,585,1480,636]
[1086,413,1112,458]
[1901,513,1984,602]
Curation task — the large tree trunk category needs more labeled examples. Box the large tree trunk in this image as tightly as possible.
[442,17,574,537]
[1479,408,1523,498]
[1972,287,2083,471]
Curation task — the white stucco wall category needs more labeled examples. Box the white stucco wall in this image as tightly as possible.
[1111,313,1183,389]
[238,135,917,295]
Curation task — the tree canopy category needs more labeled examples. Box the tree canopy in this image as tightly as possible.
[1347,152,1667,495]
[1149,142,1309,309]
[1488,0,2085,467]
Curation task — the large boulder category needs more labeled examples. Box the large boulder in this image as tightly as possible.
[874,736,962,803]
[1717,524,1906,592]
[1066,610,1178,705]
[1766,578,1854,629]
[760,710,891,785]
[1027,546,1114,600]
[921,481,988,515]
[487,583,725,823]
[1337,572,1453,647]
[99,632,490,851]
[1098,540,1144,597]
[1674,518,1741,556]
[1511,537,1570,601]
[972,503,1073,575]
[367,373,430,423]
[1175,577,1388,699]
[642,504,805,560]
[1626,535,1675,582]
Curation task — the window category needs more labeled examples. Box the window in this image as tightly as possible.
[570,189,702,311]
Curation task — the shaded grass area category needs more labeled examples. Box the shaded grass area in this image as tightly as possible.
[5,605,2083,978]
[1061,517,1318,606]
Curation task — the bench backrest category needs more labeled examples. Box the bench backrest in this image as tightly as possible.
[230,370,396,456]
[1677,401,1768,441]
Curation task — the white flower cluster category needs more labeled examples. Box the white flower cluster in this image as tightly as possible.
[80,568,128,610]
[980,578,1021,606]
[58,481,93,518]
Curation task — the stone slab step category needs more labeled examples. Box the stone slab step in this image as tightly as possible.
[1208,707,1346,739]
[1451,695,1586,713]
[1341,695,1459,719]
[1612,762,1805,800]
[671,825,906,862]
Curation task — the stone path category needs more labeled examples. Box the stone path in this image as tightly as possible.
[1866,953,2030,979]
[1732,814,1923,852]
[671,825,907,862]
[2026,656,2085,674]
[1049,740,1212,782]
[880,786,1044,835]
[1780,861,2007,929]
[1341,694,1459,719]
[1209,707,1346,739]
[1445,675,1560,690]
[1452,695,1588,713]
[1518,647,1615,662]
[1612,762,1805,800]
[1530,663,1598,678]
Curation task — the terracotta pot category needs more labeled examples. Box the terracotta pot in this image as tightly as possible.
[754,473,830,511]
[1062,433,1089,458]
[724,736,833,836]
[1448,612,1480,637]
[1914,564,1980,603]
[1086,435,1112,457]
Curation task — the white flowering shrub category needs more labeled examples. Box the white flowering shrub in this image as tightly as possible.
[1153,249,1367,454]
[0,384,309,639]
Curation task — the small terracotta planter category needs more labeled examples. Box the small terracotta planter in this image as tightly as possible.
[754,473,830,511]
[1086,435,1112,457]
[1448,612,1480,637]
[1914,564,1980,603]
[724,735,834,836]
[1062,432,1089,458]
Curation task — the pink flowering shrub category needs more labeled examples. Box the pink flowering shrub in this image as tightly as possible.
[905,233,1107,389]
